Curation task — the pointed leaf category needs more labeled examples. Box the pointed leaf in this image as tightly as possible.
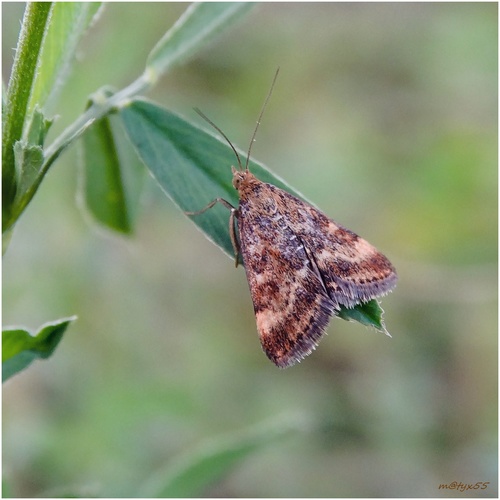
[146,3,254,77]
[338,299,390,334]
[3,316,76,382]
[28,2,103,114]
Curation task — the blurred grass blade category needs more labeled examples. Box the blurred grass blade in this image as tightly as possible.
[2,316,76,382]
[119,98,389,330]
[146,2,254,76]
[80,104,132,233]
[28,2,103,114]
[141,413,308,497]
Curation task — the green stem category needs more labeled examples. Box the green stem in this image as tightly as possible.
[2,2,52,222]
[2,73,153,233]
[44,73,153,165]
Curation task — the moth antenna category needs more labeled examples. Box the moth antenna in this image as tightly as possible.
[245,67,280,171]
[194,107,243,171]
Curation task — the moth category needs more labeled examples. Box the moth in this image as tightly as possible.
[188,70,397,368]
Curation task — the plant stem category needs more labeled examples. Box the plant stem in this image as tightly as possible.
[3,73,153,233]
[43,73,153,166]
[2,3,52,220]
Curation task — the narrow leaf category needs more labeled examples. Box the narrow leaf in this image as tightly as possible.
[146,2,254,76]
[28,2,103,114]
[2,316,76,382]
[80,111,131,233]
[119,99,388,330]
[79,88,145,233]
[141,413,307,498]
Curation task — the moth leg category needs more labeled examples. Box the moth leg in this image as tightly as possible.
[185,198,241,267]
[185,197,234,216]
[228,208,241,268]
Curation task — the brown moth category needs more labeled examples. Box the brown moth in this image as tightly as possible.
[188,70,397,368]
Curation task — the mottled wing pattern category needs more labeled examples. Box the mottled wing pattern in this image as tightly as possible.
[237,200,337,368]
[286,194,398,309]
[237,180,397,368]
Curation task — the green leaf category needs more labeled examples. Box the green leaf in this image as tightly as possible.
[338,299,390,334]
[109,116,147,229]
[146,2,254,78]
[119,99,390,331]
[13,108,53,199]
[80,111,130,233]
[25,106,54,147]
[3,106,96,237]
[141,413,308,497]
[2,316,76,382]
[79,89,145,233]
[27,2,103,114]
[13,141,44,198]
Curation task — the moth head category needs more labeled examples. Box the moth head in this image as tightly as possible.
[232,166,250,190]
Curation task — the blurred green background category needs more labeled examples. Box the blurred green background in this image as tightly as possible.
[3,2,497,497]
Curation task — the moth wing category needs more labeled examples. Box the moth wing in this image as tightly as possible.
[237,211,337,368]
[293,200,397,308]
[257,185,397,308]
